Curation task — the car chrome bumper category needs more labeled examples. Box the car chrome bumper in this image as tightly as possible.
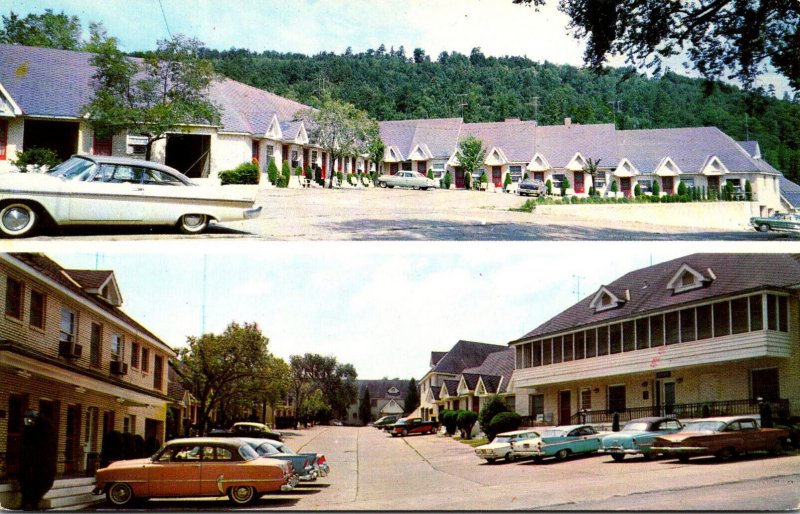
[599,447,640,455]
[650,446,708,454]
[317,463,330,477]
[281,474,300,491]
[512,449,544,457]
[244,206,262,219]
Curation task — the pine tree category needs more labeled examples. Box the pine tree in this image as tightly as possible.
[358,387,372,425]
[404,378,420,415]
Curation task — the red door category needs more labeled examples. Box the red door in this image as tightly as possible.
[574,172,585,193]
[662,177,674,194]
[534,172,544,182]
[620,177,632,197]
[708,176,720,193]
[281,145,289,162]
[455,168,465,188]
[303,149,309,169]
[321,152,327,178]
[492,167,502,188]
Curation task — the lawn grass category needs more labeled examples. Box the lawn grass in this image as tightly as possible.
[453,436,489,447]
[509,199,536,213]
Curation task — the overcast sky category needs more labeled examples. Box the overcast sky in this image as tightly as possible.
[4,0,793,95]
[22,241,774,380]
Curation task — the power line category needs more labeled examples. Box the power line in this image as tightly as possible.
[157,0,173,38]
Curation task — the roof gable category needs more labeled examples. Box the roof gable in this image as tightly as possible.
[613,158,639,177]
[64,269,123,307]
[565,152,588,171]
[408,143,433,161]
[527,152,552,172]
[700,155,730,176]
[484,147,509,166]
[588,285,628,313]
[654,156,682,176]
[666,263,715,294]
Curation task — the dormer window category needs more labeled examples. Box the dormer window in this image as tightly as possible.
[667,264,714,294]
[388,386,399,395]
[589,286,627,313]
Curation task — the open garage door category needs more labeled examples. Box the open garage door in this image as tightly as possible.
[23,119,79,161]
[165,134,210,178]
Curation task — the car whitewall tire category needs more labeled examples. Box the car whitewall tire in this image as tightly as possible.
[228,485,256,505]
[107,482,134,507]
[0,203,38,238]
[178,213,209,234]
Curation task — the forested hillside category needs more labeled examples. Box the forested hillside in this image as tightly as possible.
[200,46,800,181]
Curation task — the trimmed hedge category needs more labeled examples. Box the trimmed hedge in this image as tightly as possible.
[478,395,511,441]
[488,412,522,437]
[440,409,458,436]
[219,162,259,185]
[456,410,478,439]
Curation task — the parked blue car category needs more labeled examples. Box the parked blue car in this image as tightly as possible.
[510,424,604,462]
[600,417,683,461]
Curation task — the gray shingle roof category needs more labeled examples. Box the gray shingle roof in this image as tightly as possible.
[431,340,507,375]
[463,121,537,163]
[461,348,515,394]
[431,351,448,366]
[617,127,768,175]
[0,44,311,136]
[737,140,761,159]
[442,379,460,396]
[356,379,410,399]
[535,123,617,167]
[779,176,800,208]
[512,253,800,342]
[379,118,463,160]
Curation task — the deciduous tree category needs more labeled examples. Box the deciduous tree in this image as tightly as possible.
[456,134,486,183]
[0,9,81,50]
[83,30,220,161]
[513,0,800,90]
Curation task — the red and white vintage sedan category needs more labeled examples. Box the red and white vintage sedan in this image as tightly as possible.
[94,437,298,507]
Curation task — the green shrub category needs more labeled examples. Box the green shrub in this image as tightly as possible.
[677,181,688,196]
[545,179,552,196]
[12,147,61,173]
[478,395,511,441]
[480,173,489,185]
[561,176,570,196]
[279,160,292,188]
[267,159,279,185]
[510,199,536,212]
[427,169,434,180]
[523,172,529,180]
[745,180,753,199]
[361,174,370,186]
[293,166,302,176]
[570,195,578,204]
[588,186,595,196]
[456,410,479,439]
[724,181,734,200]
[488,411,522,438]
[652,180,661,196]
[465,172,472,190]
[443,170,452,189]
[337,171,344,184]
[440,409,458,436]
[503,173,512,191]
[219,162,259,185]
[610,180,619,194]
[19,413,57,509]
[634,184,642,197]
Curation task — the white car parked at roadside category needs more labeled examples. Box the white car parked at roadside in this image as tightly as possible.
[474,429,541,463]
[0,155,262,237]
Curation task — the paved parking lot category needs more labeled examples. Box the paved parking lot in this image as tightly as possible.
[104,425,799,510]
[20,188,795,241]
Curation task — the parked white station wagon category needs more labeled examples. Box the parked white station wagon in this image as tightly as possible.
[474,429,541,463]
[0,155,262,237]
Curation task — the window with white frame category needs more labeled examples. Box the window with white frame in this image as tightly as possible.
[401,161,412,171]
[291,150,299,169]
[552,174,565,188]
[636,178,651,192]
[594,171,607,188]
[509,165,523,182]
[266,145,275,163]
[431,162,445,178]
[681,178,695,189]
[111,333,124,362]
[60,307,76,345]
[727,178,742,191]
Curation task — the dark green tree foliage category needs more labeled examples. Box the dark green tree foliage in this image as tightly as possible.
[478,395,511,441]
[404,377,420,415]
[443,170,452,189]
[504,172,512,190]
[512,0,800,91]
[100,430,124,467]
[561,175,570,195]
[427,169,434,180]
[634,183,642,197]
[84,30,220,161]
[289,353,358,421]
[488,411,522,437]
[652,180,661,196]
[1,9,82,50]
[440,409,458,435]
[19,413,57,510]
[545,179,553,196]
[280,160,291,187]
[677,180,688,196]
[456,410,478,439]
[200,46,800,183]
[358,387,372,425]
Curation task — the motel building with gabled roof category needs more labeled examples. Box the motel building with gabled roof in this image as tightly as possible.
[0,253,175,496]
[0,44,375,185]
[508,254,800,427]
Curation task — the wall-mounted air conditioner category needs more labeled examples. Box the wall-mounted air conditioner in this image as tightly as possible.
[126,135,148,155]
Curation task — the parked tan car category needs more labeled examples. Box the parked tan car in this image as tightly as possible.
[650,416,790,462]
[94,437,297,507]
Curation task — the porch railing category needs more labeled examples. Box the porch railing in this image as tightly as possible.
[568,398,790,425]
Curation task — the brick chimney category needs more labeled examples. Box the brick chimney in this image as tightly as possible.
[564,117,572,127]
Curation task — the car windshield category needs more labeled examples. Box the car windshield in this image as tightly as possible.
[47,157,96,181]
[542,429,566,438]
[256,443,280,456]
[681,421,726,432]
[494,436,512,443]
[622,422,650,432]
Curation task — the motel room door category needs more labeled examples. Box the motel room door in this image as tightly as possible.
[558,390,571,425]
[492,167,502,188]
[620,177,632,197]
[574,172,585,194]
[455,167,465,188]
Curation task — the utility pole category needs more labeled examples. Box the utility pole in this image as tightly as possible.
[745,113,749,140]
[608,100,621,128]
[201,255,207,335]
[317,76,327,98]
[457,94,468,119]
[530,96,540,123]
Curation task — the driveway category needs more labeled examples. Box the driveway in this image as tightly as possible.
[18,188,795,240]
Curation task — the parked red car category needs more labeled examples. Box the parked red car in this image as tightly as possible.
[389,417,438,437]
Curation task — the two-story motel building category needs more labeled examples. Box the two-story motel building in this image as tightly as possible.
[509,253,800,426]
